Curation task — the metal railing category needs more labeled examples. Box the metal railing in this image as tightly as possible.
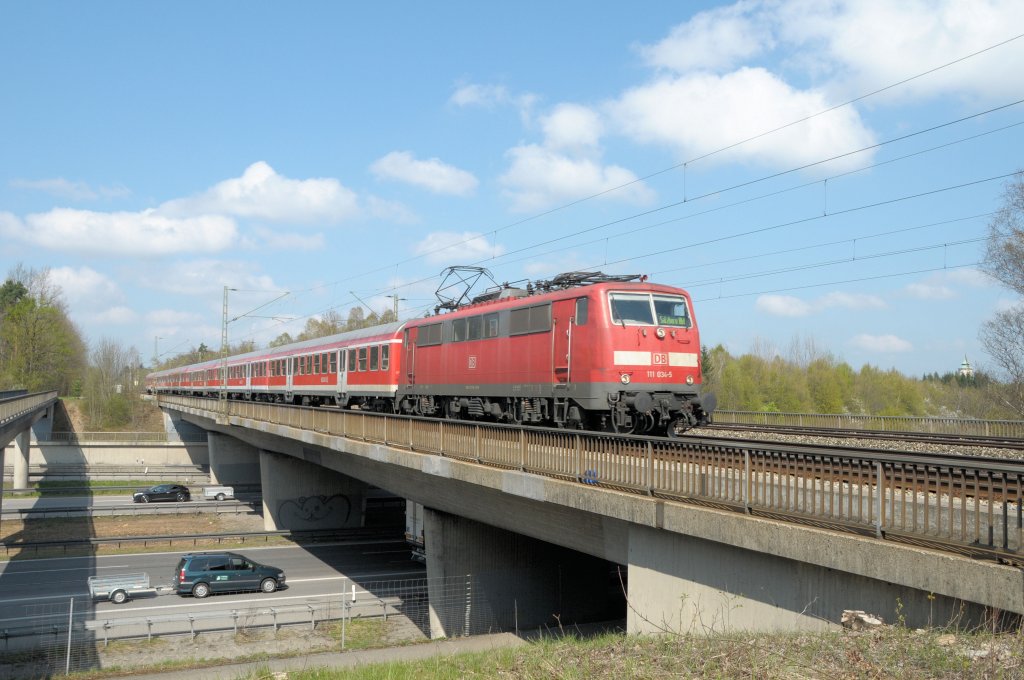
[43,432,207,444]
[0,391,57,428]
[159,395,1024,563]
[713,410,1024,437]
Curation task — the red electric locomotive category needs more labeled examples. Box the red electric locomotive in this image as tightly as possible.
[146,272,715,437]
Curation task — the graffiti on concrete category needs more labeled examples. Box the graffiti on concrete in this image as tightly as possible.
[278,494,353,527]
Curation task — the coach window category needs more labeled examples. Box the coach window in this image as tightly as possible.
[348,349,356,372]
[381,344,389,370]
[417,323,442,347]
[358,347,368,371]
[485,312,499,338]
[468,315,482,341]
[314,354,321,374]
[330,352,338,373]
[576,297,588,325]
[370,345,379,371]
[452,318,467,342]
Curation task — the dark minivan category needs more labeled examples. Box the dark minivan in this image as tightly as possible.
[174,552,285,598]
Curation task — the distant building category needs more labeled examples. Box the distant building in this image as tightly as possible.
[958,355,974,379]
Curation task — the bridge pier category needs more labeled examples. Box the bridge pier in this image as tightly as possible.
[207,432,261,486]
[626,523,989,634]
[259,450,367,531]
[424,508,614,639]
[12,429,30,490]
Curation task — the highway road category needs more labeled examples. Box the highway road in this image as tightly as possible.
[0,539,424,625]
[1,494,259,512]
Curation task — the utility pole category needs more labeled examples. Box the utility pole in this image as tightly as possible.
[386,294,405,320]
[153,336,162,368]
[218,286,235,424]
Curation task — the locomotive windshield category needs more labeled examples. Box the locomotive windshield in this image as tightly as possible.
[609,292,691,327]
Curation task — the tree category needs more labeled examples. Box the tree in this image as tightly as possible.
[83,338,143,428]
[979,171,1024,414]
[982,171,1024,295]
[0,266,86,393]
[269,332,293,348]
[980,309,1024,417]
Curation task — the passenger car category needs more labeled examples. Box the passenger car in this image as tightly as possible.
[132,484,191,503]
[174,551,285,598]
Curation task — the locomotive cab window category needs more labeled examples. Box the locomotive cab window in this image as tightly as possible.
[653,295,691,327]
[609,292,691,328]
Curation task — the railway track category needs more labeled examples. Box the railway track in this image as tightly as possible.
[698,422,1024,451]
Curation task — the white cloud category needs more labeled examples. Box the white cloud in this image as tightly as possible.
[370,151,479,196]
[500,144,655,212]
[413,231,506,265]
[906,282,955,300]
[7,209,237,256]
[757,291,886,317]
[541,104,604,152]
[138,260,280,296]
[160,161,359,225]
[905,269,993,299]
[639,2,774,73]
[817,291,886,309]
[146,309,203,326]
[608,68,876,170]
[449,82,538,123]
[49,266,124,310]
[252,227,326,251]
[365,196,419,224]
[756,294,812,317]
[10,177,131,201]
[850,333,913,353]
[90,306,138,324]
[775,0,1024,101]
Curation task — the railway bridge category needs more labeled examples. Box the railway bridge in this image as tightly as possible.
[156,395,1024,638]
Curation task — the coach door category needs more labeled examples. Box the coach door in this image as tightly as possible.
[552,299,574,385]
[337,349,348,398]
[403,328,416,385]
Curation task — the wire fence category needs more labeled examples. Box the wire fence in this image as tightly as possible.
[0,573,508,678]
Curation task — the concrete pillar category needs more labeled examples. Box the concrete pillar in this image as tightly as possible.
[31,406,54,441]
[424,508,613,639]
[259,450,367,532]
[163,410,205,441]
[626,524,979,634]
[207,432,261,486]
[13,429,30,490]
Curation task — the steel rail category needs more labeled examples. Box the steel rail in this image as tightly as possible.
[713,409,1024,438]
[158,395,1024,565]
[700,422,1024,450]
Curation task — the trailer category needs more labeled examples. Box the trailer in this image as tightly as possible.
[404,500,425,563]
[88,573,152,604]
[203,485,235,501]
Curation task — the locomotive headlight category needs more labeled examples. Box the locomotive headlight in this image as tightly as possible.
[620,373,631,385]
[686,375,695,385]
[656,327,666,339]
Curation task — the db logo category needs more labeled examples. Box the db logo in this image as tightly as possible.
[652,353,668,365]
[468,356,477,369]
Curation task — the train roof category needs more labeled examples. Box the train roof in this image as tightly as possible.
[149,320,405,377]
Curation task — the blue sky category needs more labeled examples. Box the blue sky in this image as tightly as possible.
[2,1,1022,378]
